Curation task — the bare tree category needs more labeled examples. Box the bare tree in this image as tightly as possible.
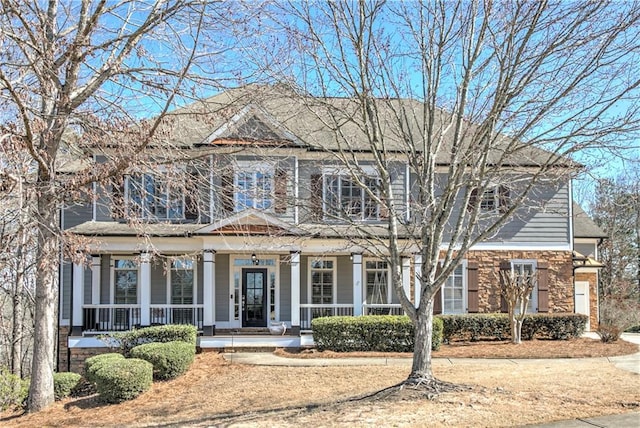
[0,0,262,411]
[275,0,640,394]
[498,262,537,344]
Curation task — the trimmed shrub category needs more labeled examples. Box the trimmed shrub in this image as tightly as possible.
[53,372,82,401]
[93,358,153,404]
[106,324,197,355]
[0,367,28,410]
[311,315,443,352]
[130,341,196,380]
[84,353,125,384]
[438,313,588,342]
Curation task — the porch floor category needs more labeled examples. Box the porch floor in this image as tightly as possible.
[198,333,315,351]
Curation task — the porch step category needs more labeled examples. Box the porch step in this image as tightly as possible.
[215,328,294,336]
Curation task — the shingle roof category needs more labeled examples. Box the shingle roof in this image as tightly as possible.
[573,203,607,239]
[156,85,571,167]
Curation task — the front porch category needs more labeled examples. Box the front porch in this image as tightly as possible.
[69,251,415,337]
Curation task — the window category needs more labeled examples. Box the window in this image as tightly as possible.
[512,260,537,313]
[127,174,184,220]
[169,258,195,324]
[170,259,194,305]
[235,169,274,211]
[480,188,497,211]
[325,175,379,220]
[365,260,389,304]
[113,259,138,304]
[309,259,335,304]
[442,264,465,314]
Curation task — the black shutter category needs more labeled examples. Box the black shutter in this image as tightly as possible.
[220,174,234,213]
[184,172,199,221]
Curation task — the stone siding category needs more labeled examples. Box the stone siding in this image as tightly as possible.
[58,326,70,372]
[467,250,574,313]
[69,347,115,374]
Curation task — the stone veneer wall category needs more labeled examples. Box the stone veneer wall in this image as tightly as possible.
[467,250,574,313]
[575,271,599,330]
[69,347,114,374]
[58,326,70,372]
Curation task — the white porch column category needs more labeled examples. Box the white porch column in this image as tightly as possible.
[140,252,151,327]
[72,261,85,335]
[352,253,363,316]
[290,251,301,329]
[202,250,216,335]
[91,255,101,305]
[401,256,411,300]
[414,253,422,308]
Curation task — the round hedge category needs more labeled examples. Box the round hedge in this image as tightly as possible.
[130,341,196,380]
[53,372,82,401]
[93,358,153,403]
[84,353,125,384]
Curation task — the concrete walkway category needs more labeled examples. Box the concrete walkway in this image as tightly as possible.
[222,333,640,428]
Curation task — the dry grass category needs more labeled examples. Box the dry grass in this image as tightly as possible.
[2,338,639,427]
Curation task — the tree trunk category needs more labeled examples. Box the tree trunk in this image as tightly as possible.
[408,296,435,383]
[11,283,23,377]
[28,194,58,412]
[513,318,523,344]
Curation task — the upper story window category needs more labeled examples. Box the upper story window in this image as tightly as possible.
[468,184,510,214]
[324,175,380,221]
[224,162,288,214]
[127,174,184,220]
[235,169,274,211]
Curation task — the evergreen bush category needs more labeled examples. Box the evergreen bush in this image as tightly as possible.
[311,315,443,352]
[53,372,82,400]
[93,358,153,403]
[130,341,196,380]
[0,367,28,410]
[84,353,125,384]
[106,324,197,355]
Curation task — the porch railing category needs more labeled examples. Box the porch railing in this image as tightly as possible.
[82,304,203,332]
[149,305,204,329]
[82,305,141,332]
[363,304,405,316]
[299,304,354,331]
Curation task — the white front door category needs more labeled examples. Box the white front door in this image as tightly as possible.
[575,281,590,330]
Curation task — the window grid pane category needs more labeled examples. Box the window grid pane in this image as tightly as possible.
[310,261,334,304]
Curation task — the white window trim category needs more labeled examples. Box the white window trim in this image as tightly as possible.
[511,259,538,313]
[363,258,392,304]
[166,257,198,305]
[307,257,337,304]
[124,171,186,220]
[322,173,381,221]
[110,256,140,305]
[234,160,276,212]
[440,260,467,315]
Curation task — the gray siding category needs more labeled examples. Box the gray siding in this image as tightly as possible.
[84,268,92,305]
[336,256,353,304]
[61,263,71,320]
[215,254,230,322]
[279,259,291,321]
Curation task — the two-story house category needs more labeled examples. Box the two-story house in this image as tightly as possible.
[58,86,605,371]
